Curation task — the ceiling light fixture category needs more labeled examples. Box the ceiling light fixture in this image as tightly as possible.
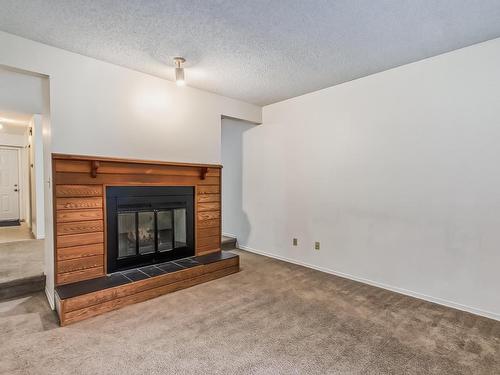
[174,57,186,86]
[0,123,3,130]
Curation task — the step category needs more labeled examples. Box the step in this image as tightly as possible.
[221,236,237,250]
[0,275,46,301]
[55,251,239,326]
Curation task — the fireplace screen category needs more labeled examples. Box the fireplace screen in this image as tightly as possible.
[117,208,187,258]
[107,186,194,273]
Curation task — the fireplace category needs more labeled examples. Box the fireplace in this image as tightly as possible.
[106,186,195,273]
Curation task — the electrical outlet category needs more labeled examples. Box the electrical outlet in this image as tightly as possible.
[314,241,320,250]
[292,238,298,246]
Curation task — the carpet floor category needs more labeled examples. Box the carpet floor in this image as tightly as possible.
[0,222,34,244]
[0,239,44,284]
[0,250,499,374]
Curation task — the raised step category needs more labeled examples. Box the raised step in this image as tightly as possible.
[221,236,237,250]
[55,251,239,326]
[0,275,46,301]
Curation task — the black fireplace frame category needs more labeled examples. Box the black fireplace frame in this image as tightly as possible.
[106,186,195,273]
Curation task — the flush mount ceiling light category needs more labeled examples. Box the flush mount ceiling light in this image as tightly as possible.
[174,57,186,86]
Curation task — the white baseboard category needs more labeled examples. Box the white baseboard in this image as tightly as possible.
[45,287,55,310]
[222,232,238,239]
[238,244,500,322]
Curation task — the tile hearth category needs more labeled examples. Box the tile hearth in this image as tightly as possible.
[56,251,236,300]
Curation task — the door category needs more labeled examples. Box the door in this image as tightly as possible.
[0,148,20,222]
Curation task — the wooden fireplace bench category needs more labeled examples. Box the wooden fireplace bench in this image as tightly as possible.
[55,251,239,326]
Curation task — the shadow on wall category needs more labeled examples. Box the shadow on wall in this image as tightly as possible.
[221,118,255,246]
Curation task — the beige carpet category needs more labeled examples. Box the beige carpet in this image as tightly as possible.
[0,250,499,374]
[0,222,34,244]
[0,239,44,284]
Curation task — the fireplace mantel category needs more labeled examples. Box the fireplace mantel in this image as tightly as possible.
[52,153,222,286]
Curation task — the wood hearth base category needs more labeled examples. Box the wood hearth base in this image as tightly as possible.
[55,252,239,326]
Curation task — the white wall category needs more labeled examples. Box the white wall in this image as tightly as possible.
[29,115,45,239]
[231,38,500,321]
[0,31,262,307]
[0,68,44,114]
[41,78,53,306]
[221,118,256,238]
[0,31,261,164]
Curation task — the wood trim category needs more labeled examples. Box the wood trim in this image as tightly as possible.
[54,172,220,186]
[198,227,220,238]
[197,211,220,221]
[198,202,220,212]
[219,171,222,254]
[56,185,103,197]
[57,220,103,235]
[52,153,222,169]
[197,218,220,229]
[58,255,104,273]
[52,158,59,289]
[57,243,104,261]
[57,266,104,285]
[197,235,219,248]
[56,197,102,210]
[197,185,220,194]
[200,167,209,180]
[56,255,239,325]
[197,248,222,256]
[63,266,238,325]
[56,209,103,223]
[91,160,100,178]
[57,232,104,248]
[197,194,220,203]
[52,154,223,286]
[55,160,221,177]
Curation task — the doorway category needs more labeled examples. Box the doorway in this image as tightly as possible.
[0,147,20,226]
[220,117,257,248]
[0,112,46,299]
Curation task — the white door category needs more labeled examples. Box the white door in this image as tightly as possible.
[0,148,20,221]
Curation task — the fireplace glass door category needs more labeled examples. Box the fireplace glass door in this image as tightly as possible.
[118,212,136,258]
[157,210,173,252]
[107,185,194,273]
[117,208,188,260]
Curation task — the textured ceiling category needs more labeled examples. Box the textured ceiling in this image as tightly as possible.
[1,1,500,106]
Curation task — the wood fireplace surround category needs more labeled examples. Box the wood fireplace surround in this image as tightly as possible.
[52,154,238,325]
[53,153,224,286]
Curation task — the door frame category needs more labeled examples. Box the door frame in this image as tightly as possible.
[0,145,22,222]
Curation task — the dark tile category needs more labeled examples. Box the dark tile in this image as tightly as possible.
[121,269,150,282]
[138,265,166,277]
[55,253,235,301]
[156,262,185,273]
[174,258,201,268]
[56,273,130,300]
[194,251,238,265]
